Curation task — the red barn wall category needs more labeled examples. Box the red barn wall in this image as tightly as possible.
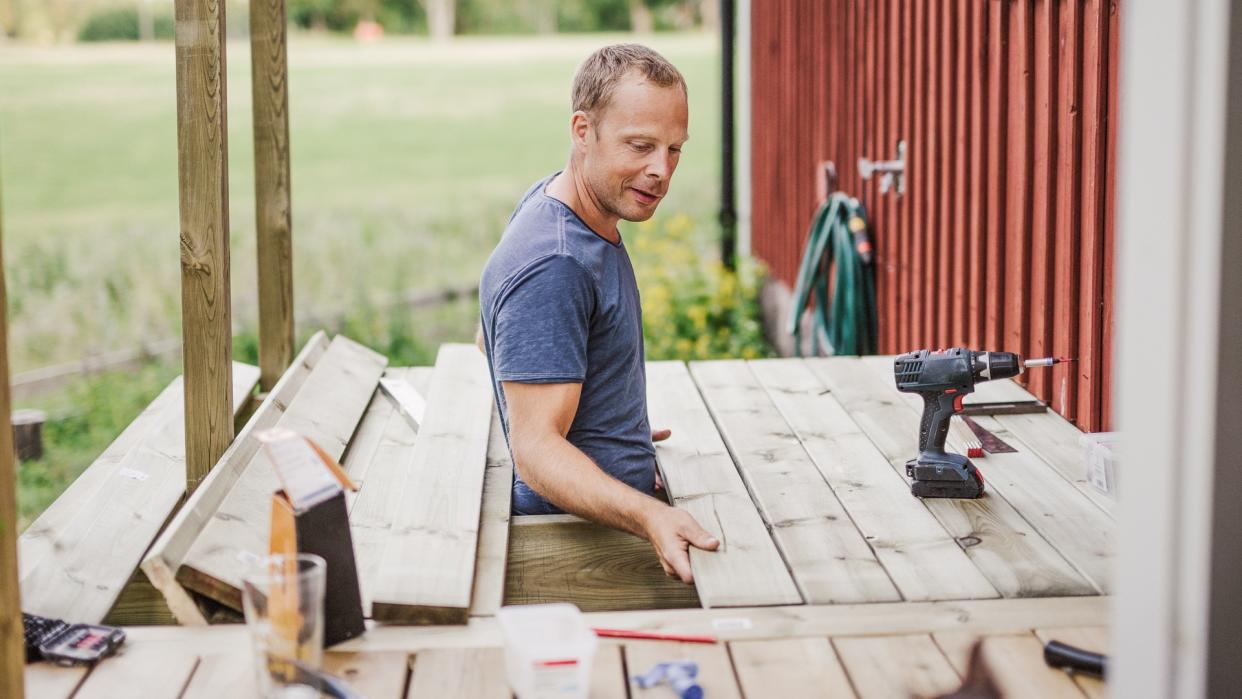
[750,0,1119,431]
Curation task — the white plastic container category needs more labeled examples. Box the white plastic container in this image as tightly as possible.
[1079,431,1120,495]
[497,603,598,699]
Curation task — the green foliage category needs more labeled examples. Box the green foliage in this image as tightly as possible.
[77,6,173,42]
[631,214,772,361]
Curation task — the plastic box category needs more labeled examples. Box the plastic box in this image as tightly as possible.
[497,603,598,699]
[1079,431,1120,495]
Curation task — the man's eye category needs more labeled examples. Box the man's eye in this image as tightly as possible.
[630,143,652,152]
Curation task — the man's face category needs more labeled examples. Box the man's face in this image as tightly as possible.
[578,71,689,223]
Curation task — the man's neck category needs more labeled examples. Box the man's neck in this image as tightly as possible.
[546,166,621,244]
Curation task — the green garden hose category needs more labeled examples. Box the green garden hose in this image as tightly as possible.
[786,192,879,356]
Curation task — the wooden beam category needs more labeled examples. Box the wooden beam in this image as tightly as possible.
[371,344,493,624]
[645,360,802,608]
[690,359,900,604]
[250,0,294,392]
[107,595,1110,654]
[0,174,22,699]
[175,0,234,494]
[505,515,700,612]
[178,335,386,610]
[142,332,329,624]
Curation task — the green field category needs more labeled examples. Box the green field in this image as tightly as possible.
[0,33,721,374]
[1,33,724,526]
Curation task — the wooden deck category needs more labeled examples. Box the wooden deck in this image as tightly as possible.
[26,353,1114,697]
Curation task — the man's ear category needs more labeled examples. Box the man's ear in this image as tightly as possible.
[570,110,592,148]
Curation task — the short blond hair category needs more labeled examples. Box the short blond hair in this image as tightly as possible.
[571,44,686,117]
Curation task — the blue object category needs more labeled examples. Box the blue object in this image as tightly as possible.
[634,660,703,699]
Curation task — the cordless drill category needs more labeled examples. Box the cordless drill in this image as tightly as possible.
[893,348,1069,498]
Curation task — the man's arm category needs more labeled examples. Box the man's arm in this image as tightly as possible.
[503,380,719,582]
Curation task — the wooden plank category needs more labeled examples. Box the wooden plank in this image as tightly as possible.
[963,415,1113,590]
[504,515,700,612]
[644,361,802,608]
[1034,626,1108,699]
[750,359,997,602]
[690,360,899,603]
[407,647,507,698]
[0,187,21,698]
[24,663,90,699]
[350,370,421,615]
[75,643,199,699]
[730,637,857,698]
[985,0,1010,352]
[626,641,742,699]
[590,645,628,699]
[250,0,294,393]
[935,631,1088,698]
[179,335,387,609]
[175,0,234,493]
[469,403,512,617]
[19,363,260,623]
[861,357,1114,592]
[807,357,1095,597]
[180,652,253,698]
[371,344,493,624]
[323,651,410,699]
[344,367,432,615]
[834,634,961,698]
[20,380,182,579]
[142,332,330,624]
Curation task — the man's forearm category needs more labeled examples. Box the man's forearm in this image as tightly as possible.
[513,432,662,538]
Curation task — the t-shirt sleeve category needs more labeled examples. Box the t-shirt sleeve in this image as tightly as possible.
[491,254,596,384]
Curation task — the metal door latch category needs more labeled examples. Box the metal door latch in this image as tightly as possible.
[858,140,906,195]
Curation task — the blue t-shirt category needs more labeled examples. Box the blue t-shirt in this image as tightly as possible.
[479,174,655,515]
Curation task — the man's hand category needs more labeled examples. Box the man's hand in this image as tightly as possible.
[642,503,719,583]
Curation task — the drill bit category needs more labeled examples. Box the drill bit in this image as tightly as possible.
[1024,356,1076,368]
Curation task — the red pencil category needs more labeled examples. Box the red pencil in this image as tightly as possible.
[591,628,718,644]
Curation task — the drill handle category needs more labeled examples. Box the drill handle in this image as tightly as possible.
[919,391,960,456]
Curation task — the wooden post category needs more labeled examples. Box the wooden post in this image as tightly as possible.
[0,155,24,699]
[251,0,294,392]
[175,0,234,494]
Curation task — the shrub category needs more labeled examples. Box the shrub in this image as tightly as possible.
[631,214,771,361]
[78,6,174,42]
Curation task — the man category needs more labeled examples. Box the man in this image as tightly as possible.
[478,44,719,584]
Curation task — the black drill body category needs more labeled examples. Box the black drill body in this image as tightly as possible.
[893,349,1023,498]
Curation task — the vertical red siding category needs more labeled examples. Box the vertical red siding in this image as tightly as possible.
[749,0,1120,431]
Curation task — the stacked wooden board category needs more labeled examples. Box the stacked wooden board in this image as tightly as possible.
[144,337,508,625]
[18,361,260,623]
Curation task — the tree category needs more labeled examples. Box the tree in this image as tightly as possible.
[422,0,453,40]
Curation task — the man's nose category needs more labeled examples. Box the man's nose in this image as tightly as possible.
[644,149,675,181]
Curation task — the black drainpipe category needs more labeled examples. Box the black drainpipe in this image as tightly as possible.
[720,0,737,270]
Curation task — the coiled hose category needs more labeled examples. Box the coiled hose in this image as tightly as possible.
[786,192,879,356]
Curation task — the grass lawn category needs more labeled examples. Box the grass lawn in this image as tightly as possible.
[1,32,723,527]
[0,33,721,373]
